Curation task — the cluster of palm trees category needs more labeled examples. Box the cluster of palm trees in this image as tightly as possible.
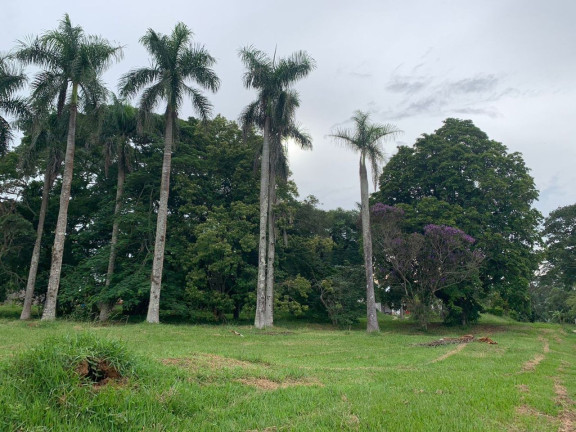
[1,14,400,331]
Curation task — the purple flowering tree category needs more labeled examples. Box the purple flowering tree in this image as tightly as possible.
[372,204,484,329]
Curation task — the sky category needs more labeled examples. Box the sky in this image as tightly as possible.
[2,0,575,216]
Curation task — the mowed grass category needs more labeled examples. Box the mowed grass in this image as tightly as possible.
[0,309,574,431]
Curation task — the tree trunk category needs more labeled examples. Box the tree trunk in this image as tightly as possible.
[21,162,54,320]
[264,161,276,327]
[42,85,78,321]
[147,108,174,323]
[255,116,271,329]
[99,154,126,322]
[360,155,379,332]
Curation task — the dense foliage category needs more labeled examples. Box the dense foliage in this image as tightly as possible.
[373,118,542,320]
[1,16,570,327]
[372,203,484,328]
[531,204,576,322]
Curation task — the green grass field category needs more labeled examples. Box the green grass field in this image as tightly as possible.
[0,308,574,431]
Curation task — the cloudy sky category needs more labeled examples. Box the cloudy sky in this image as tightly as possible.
[3,0,575,216]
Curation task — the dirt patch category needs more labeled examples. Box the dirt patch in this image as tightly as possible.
[555,378,576,432]
[418,335,497,347]
[521,354,545,372]
[538,336,550,353]
[515,405,555,420]
[430,343,467,363]
[75,358,123,387]
[161,353,257,370]
[236,377,323,390]
[260,331,296,336]
[516,384,530,393]
[245,427,281,432]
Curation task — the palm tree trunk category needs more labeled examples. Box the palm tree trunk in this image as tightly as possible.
[99,155,126,322]
[255,116,271,329]
[42,85,78,321]
[264,161,276,327]
[147,108,174,323]
[20,163,53,320]
[360,155,379,332]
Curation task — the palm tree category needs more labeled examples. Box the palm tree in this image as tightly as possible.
[19,110,66,320]
[330,111,401,332]
[17,14,122,320]
[239,47,315,329]
[120,23,219,323]
[264,90,311,327]
[96,97,138,321]
[0,55,28,155]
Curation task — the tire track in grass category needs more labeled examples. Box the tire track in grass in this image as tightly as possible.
[521,336,549,372]
[555,360,576,432]
[429,343,467,363]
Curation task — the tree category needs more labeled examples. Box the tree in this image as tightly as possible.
[531,203,576,322]
[264,90,312,327]
[541,203,576,291]
[374,118,541,319]
[330,111,400,332]
[239,46,315,329]
[0,55,28,156]
[120,23,219,323]
[372,204,484,329]
[19,111,65,320]
[17,14,122,320]
[96,97,138,321]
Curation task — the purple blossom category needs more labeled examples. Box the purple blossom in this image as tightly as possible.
[371,203,405,216]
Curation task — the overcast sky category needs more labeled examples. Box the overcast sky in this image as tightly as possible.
[3,0,575,216]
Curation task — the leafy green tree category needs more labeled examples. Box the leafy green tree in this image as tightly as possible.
[17,14,122,320]
[239,46,315,329]
[330,111,400,332]
[173,116,260,320]
[541,203,576,290]
[95,98,139,321]
[374,118,541,319]
[531,203,576,322]
[120,23,219,323]
[0,55,28,155]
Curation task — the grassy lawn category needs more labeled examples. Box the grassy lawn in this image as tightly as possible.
[0,308,574,431]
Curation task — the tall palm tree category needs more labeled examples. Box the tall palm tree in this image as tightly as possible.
[330,111,401,332]
[96,97,138,321]
[17,14,122,320]
[264,90,311,327]
[120,23,219,324]
[19,110,66,320]
[0,55,28,155]
[239,47,315,329]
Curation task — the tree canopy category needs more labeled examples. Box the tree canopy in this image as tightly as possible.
[373,118,542,319]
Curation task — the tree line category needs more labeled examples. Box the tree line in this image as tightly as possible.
[1,15,573,329]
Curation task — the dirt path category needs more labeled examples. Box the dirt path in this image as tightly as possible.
[430,343,467,363]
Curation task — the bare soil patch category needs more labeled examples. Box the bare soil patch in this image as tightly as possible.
[515,405,555,420]
[538,336,550,353]
[554,378,576,432]
[430,343,467,363]
[521,354,545,372]
[418,335,497,347]
[75,358,124,387]
[162,353,257,370]
[236,377,323,390]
